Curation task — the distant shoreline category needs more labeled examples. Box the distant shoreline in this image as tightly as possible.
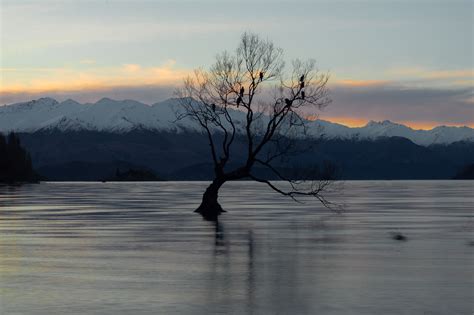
[18,179,472,183]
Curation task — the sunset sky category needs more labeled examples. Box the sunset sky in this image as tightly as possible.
[1,0,472,129]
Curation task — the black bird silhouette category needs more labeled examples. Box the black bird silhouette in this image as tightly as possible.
[259,71,264,81]
[285,98,292,107]
[301,91,305,100]
[211,103,216,112]
[240,86,245,97]
[237,96,242,107]
[299,74,305,89]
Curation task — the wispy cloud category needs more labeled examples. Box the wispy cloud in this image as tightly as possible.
[2,63,473,129]
[387,67,473,80]
[384,66,473,88]
[80,59,96,65]
[324,83,474,128]
[333,79,389,88]
[122,64,142,73]
[0,60,189,94]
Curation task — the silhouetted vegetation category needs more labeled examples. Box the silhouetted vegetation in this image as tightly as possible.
[105,168,162,181]
[0,132,38,183]
[453,163,474,179]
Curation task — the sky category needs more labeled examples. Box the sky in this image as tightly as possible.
[0,0,472,129]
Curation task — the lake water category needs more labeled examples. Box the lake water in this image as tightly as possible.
[0,181,472,315]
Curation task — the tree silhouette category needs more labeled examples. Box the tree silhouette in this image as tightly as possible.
[0,132,37,183]
[176,32,332,220]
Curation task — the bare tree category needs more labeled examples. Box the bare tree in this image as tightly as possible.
[176,32,332,220]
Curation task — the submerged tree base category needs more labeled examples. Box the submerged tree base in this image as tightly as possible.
[195,201,226,221]
[194,179,227,221]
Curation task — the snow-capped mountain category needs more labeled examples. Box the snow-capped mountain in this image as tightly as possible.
[0,97,186,133]
[1,97,473,146]
[307,119,474,146]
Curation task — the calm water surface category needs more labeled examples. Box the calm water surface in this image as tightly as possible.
[0,181,472,314]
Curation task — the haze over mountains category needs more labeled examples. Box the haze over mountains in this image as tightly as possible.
[1,97,473,146]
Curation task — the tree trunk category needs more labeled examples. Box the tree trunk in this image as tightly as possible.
[195,177,226,221]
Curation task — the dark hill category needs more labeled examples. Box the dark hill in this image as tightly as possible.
[16,130,474,181]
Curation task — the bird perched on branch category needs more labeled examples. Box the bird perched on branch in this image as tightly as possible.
[211,103,216,112]
[299,74,305,89]
[240,86,245,97]
[259,71,264,82]
[236,96,242,107]
[301,91,305,100]
[300,74,305,82]
[285,98,292,107]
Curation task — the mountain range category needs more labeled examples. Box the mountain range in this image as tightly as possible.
[1,97,473,146]
[1,97,472,180]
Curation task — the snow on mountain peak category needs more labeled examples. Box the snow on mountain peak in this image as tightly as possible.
[0,97,472,146]
[2,97,58,112]
[365,120,408,130]
[96,97,114,104]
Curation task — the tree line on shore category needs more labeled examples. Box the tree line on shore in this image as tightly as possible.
[0,132,38,183]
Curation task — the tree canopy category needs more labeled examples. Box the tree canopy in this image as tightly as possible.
[0,132,37,183]
[176,32,334,219]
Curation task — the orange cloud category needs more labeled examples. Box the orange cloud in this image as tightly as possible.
[307,115,370,128]
[0,61,190,94]
[320,116,370,128]
[122,64,141,72]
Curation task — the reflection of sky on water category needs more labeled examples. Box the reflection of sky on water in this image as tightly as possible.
[0,181,472,314]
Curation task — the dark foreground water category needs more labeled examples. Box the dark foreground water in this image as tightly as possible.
[0,181,472,315]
